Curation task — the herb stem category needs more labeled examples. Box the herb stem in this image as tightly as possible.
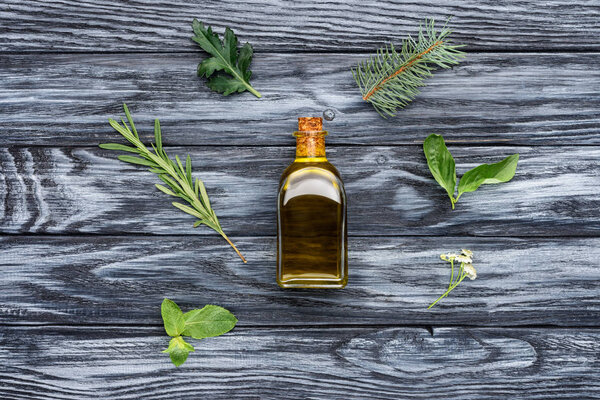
[220,231,247,263]
[245,84,262,98]
[428,273,467,309]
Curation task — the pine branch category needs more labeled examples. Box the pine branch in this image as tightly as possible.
[352,19,466,118]
[100,104,247,263]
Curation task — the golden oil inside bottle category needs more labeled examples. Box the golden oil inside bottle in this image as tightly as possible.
[277,117,348,288]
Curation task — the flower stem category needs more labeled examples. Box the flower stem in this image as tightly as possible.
[428,274,466,309]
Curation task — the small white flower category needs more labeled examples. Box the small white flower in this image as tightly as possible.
[455,254,472,264]
[461,249,473,258]
[463,263,477,280]
[440,253,459,261]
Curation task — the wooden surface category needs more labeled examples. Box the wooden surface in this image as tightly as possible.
[1,1,599,399]
[2,53,600,146]
[2,326,599,399]
[1,146,599,236]
[1,0,599,51]
[2,236,600,326]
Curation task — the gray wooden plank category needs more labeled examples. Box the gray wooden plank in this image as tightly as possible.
[1,53,599,146]
[1,145,598,237]
[1,235,599,326]
[1,1,599,52]
[1,325,599,399]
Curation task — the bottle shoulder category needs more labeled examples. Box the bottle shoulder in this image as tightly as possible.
[278,161,346,205]
[280,161,343,185]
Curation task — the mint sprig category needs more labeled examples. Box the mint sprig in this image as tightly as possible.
[161,298,237,367]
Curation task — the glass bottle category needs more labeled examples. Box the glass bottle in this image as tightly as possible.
[277,117,348,288]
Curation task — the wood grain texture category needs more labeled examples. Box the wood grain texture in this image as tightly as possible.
[1,325,599,399]
[1,0,599,52]
[1,235,599,326]
[1,53,600,146]
[1,146,599,236]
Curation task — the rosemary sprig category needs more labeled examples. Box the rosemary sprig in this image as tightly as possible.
[352,19,465,118]
[100,104,246,263]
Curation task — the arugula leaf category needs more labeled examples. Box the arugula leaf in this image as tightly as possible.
[161,298,185,337]
[192,19,261,98]
[457,154,519,200]
[423,134,457,208]
[162,336,195,367]
[160,299,237,367]
[182,305,238,339]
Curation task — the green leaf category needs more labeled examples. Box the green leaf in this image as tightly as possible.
[155,184,177,197]
[198,57,226,78]
[161,298,185,337]
[117,155,156,167]
[158,174,180,192]
[99,143,139,153]
[238,43,253,80]
[175,155,186,181]
[186,155,192,184]
[123,103,139,139]
[182,305,238,339]
[108,119,135,141]
[197,179,212,211]
[206,75,248,96]
[172,202,205,219]
[457,154,519,199]
[162,336,194,367]
[154,119,162,154]
[191,19,261,98]
[423,134,456,207]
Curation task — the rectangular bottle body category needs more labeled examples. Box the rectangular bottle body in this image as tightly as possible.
[277,161,347,288]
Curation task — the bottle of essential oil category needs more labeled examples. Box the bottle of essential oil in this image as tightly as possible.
[277,117,348,288]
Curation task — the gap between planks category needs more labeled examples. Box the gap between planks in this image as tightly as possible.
[1,49,600,55]
[0,233,598,239]
[3,323,600,332]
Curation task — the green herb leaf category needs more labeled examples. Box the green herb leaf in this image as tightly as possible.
[457,154,519,200]
[159,300,236,367]
[192,19,261,98]
[185,155,192,184]
[155,184,177,197]
[423,134,520,209]
[154,119,162,154]
[161,298,185,337]
[162,336,195,367]
[123,103,139,139]
[423,134,456,207]
[182,305,238,339]
[172,202,205,219]
[99,143,138,153]
[117,155,156,167]
[101,104,247,263]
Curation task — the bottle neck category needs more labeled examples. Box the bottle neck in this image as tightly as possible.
[294,131,327,162]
